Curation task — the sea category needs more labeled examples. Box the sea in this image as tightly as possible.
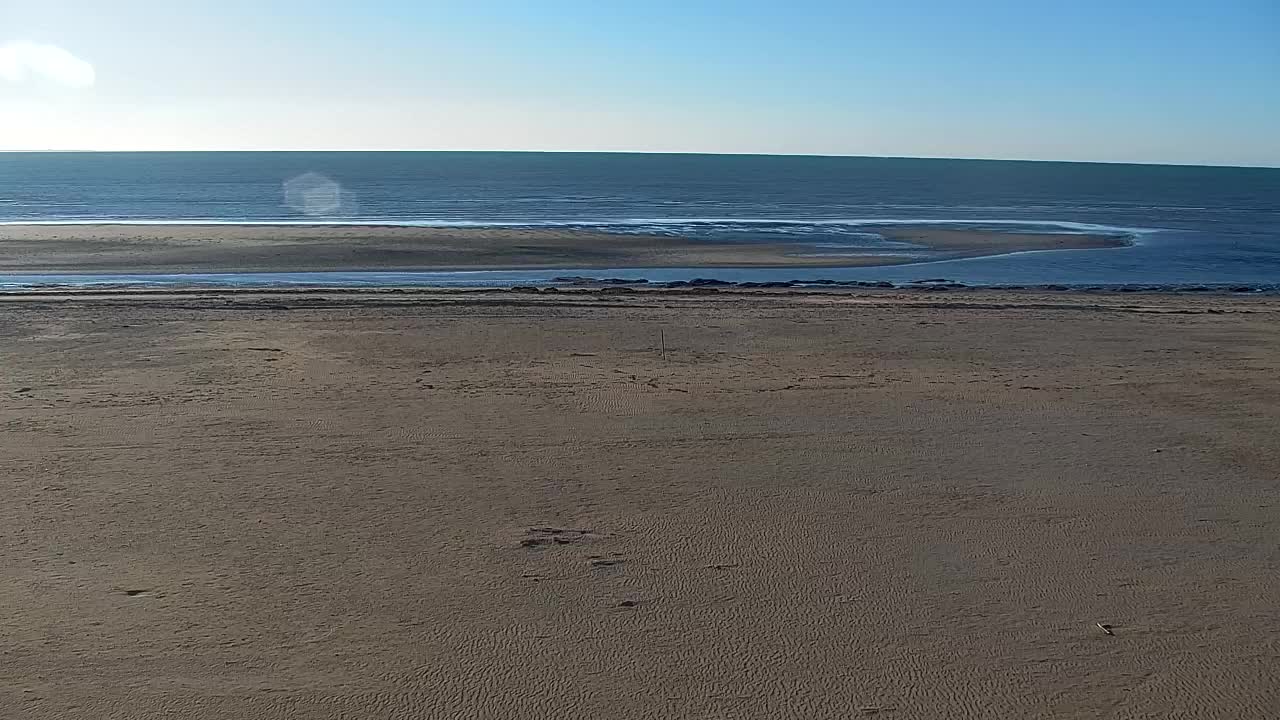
[1,152,1278,289]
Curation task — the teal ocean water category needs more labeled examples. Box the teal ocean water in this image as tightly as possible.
[1,152,1277,288]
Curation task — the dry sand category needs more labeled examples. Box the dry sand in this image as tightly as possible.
[2,289,1277,718]
[0,224,1127,273]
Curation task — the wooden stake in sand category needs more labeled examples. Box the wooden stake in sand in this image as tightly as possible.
[660,328,666,359]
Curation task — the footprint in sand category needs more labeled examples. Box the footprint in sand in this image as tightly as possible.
[519,527,595,549]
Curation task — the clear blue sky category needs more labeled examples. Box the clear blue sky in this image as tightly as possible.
[2,0,1277,165]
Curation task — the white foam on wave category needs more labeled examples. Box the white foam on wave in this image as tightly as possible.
[0,217,1160,237]
[617,217,1159,236]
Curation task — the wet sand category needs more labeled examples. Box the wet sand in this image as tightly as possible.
[2,289,1277,718]
[0,224,1128,273]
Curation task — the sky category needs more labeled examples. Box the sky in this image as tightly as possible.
[1,0,1277,166]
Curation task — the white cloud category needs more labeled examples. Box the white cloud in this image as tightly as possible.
[0,42,96,89]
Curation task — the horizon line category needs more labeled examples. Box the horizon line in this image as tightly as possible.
[0,148,1276,171]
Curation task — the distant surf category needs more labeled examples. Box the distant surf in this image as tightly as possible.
[0,217,1153,234]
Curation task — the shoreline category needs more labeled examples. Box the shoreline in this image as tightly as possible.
[0,223,1130,274]
[2,280,1274,297]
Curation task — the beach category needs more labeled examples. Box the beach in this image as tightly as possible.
[2,288,1277,718]
[0,224,1128,273]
